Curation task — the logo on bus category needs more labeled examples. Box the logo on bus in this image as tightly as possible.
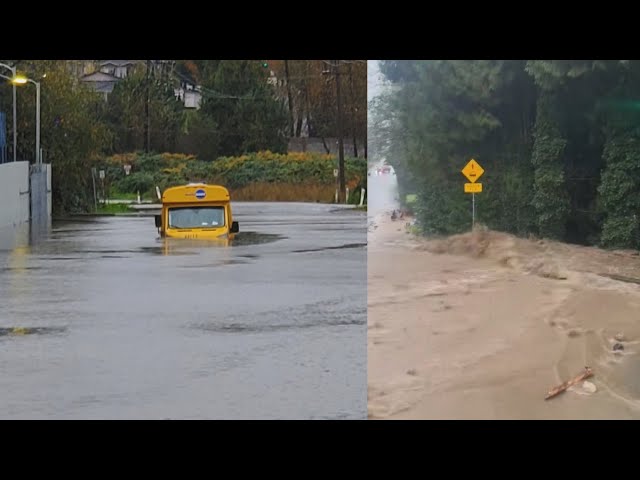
[195,189,206,199]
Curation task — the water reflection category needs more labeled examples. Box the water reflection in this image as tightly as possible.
[0,221,51,305]
[145,232,285,256]
[0,222,30,251]
[0,218,51,252]
[30,216,52,246]
[3,231,31,305]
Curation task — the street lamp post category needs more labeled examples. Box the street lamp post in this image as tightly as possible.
[12,75,40,166]
[0,62,17,162]
[35,80,40,165]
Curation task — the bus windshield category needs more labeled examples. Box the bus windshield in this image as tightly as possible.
[168,206,225,229]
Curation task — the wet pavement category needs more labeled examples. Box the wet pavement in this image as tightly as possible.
[0,202,367,419]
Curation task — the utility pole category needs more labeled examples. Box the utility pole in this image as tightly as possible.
[284,60,295,138]
[334,60,346,203]
[144,60,151,153]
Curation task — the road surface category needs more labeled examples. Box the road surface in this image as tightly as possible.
[0,202,366,419]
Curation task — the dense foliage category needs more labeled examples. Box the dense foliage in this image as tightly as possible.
[102,151,366,201]
[372,60,640,248]
[0,60,366,214]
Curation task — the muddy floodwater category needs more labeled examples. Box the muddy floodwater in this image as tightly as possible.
[368,165,640,419]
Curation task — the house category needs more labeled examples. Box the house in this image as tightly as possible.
[173,72,202,110]
[79,60,140,100]
[98,60,139,79]
[174,85,202,109]
[80,71,121,101]
[79,60,203,108]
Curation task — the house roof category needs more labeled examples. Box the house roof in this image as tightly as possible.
[81,71,120,83]
[99,60,138,67]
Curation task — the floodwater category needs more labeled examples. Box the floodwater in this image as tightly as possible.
[0,202,367,419]
[368,167,640,419]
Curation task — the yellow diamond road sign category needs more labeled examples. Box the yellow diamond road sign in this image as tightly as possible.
[464,183,482,193]
[461,159,484,183]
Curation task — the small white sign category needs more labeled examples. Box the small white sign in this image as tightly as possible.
[124,164,131,175]
[333,169,339,178]
[99,170,105,179]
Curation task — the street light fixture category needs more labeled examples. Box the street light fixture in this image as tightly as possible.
[0,62,17,163]
[11,74,41,166]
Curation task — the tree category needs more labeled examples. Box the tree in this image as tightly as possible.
[267,60,367,156]
[374,58,640,247]
[104,66,184,154]
[12,60,111,214]
[376,60,515,234]
[197,60,288,156]
[596,61,640,248]
[529,89,570,239]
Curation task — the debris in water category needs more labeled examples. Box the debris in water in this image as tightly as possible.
[545,366,594,400]
[613,343,624,352]
[614,333,625,342]
[582,381,597,394]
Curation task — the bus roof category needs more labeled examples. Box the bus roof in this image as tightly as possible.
[162,183,231,204]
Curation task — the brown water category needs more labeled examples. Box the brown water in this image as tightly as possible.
[367,169,640,419]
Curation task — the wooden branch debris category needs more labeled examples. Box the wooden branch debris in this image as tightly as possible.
[545,367,594,400]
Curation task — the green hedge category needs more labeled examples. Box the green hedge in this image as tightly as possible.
[102,151,367,201]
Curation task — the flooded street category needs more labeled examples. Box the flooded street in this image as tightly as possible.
[368,170,640,419]
[0,202,366,419]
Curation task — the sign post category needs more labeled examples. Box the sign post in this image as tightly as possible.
[99,169,106,206]
[91,167,98,212]
[461,159,485,229]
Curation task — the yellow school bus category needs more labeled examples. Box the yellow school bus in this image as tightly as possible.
[154,183,239,240]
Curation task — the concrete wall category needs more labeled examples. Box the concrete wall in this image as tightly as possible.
[47,164,52,219]
[0,161,30,231]
[29,164,52,234]
[0,162,52,249]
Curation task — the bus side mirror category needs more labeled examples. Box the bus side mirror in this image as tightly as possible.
[155,215,162,228]
[230,221,239,234]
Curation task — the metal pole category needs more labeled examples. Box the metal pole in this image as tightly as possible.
[35,81,40,166]
[334,60,346,203]
[12,66,16,162]
[472,193,475,229]
[91,168,98,212]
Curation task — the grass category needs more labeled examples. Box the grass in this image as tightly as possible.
[96,203,133,214]
[109,191,144,201]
